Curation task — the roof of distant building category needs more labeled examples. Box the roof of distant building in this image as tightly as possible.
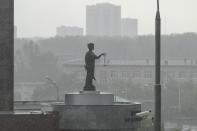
[63,59,197,66]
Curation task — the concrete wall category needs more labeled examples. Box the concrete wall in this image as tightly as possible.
[0,112,59,131]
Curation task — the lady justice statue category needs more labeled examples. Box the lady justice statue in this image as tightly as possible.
[84,43,106,91]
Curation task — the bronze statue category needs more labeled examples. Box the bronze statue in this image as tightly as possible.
[84,43,105,91]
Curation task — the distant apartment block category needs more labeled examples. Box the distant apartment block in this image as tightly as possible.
[56,26,83,37]
[121,18,138,38]
[86,3,121,37]
[14,26,17,39]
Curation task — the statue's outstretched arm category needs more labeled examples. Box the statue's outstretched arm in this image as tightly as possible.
[95,53,106,59]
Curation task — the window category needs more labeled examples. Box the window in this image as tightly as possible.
[122,71,129,80]
[110,71,118,80]
[133,71,141,78]
[144,71,152,79]
[100,70,108,83]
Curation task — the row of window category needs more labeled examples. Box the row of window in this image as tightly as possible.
[77,70,197,81]
[103,70,197,80]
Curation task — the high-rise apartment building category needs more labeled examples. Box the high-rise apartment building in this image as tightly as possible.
[121,18,138,38]
[86,3,121,37]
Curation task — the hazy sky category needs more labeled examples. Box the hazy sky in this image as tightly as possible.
[15,0,197,38]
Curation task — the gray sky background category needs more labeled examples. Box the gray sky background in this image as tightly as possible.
[15,0,197,38]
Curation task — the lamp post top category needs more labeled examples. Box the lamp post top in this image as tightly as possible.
[157,0,160,11]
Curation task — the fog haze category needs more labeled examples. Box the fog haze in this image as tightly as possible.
[13,1,197,129]
[15,0,197,37]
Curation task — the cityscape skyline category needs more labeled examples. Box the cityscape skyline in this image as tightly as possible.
[86,3,138,37]
[15,0,197,38]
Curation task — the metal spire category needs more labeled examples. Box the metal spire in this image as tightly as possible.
[154,0,162,130]
[157,0,160,11]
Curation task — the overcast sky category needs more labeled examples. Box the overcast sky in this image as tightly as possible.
[15,0,197,38]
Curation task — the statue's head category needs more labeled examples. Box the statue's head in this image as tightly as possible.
[87,43,94,50]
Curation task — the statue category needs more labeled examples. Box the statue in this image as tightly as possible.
[84,43,105,91]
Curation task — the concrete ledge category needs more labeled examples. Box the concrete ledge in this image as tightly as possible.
[65,91,114,105]
[0,111,59,131]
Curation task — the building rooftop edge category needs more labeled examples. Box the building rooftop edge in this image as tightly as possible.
[86,2,121,7]
[63,60,197,66]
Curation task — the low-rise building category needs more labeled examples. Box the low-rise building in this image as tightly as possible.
[56,26,83,37]
[63,59,197,85]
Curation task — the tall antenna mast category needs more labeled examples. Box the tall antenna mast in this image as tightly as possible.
[157,0,160,11]
[154,0,162,130]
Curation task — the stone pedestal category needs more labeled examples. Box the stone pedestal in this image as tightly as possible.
[65,91,114,105]
[51,90,142,131]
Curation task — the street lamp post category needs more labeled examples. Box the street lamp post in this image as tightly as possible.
[45,76,60,101]
[154,0,162,131]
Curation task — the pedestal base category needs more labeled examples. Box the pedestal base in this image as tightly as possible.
[51,91,142,130]
[52,103,141,130]
[65,91,114,105]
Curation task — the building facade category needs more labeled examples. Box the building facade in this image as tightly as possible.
[56,26,83,37]
[63,60,197,87]
[86,3,121,37]
[0,0,14,111]
[121,18,138,38]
